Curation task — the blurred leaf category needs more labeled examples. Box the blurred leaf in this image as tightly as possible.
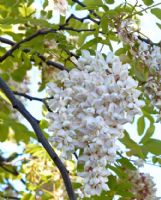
[137,116,145,136]
[81,37,102,49]
[142,139,161,155]
[105,0,115,4]
[40,119,49,129]
[21,193,35,200]
[117,157,137,170]
[134,63,149,82]
[156,22,161,29]
[100,14,109,33]
[151,8,161,20]
[83,0,103,7]
[0,91,11,105]
[120,131,145,158]
[143,0,154,5]
[140,124,155,144]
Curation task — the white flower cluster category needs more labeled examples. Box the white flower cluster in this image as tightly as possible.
[117,18,138,44]
[126,170,158,200]
[117,18,161,119]
[47,50,144,197]
[47,0,68,16]
[144,76,161,120]
[44,39,58,50]
[118,18,161,72]
[138,41,161,71]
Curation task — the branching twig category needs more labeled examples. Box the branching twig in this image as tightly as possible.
[0,194,20,200]
[37,54,69,71]
[138,35,160,46]
[0,164,18,176]
[61,26,103,34]
[0,77,76,200]
[0,156,26,185]
[0,29,57,62]
[128,2,161,18]
[0,37,15,46]
[66,14,99,25]
[13,91,53,112]
[0,36,68,71]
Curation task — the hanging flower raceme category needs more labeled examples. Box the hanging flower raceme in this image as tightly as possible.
[46,50,144,197]
[117,18,161,120]
[117,18,139,45]
[125,169,158,200]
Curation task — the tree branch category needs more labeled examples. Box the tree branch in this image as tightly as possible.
[0,36,69,71]
[0,29,56,62]
[13,91,53,112]
[0,77,76,200]
[60,26,103,33]
[0,194,20,200]
[0,164,18,176]
[131,2,161,17]
[37,54,69,71]
[138,35,161,46]
[0,155,26,185]
[66,13,99,25]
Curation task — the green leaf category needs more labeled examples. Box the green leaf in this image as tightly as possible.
[0,91,11,105]
[120,131,145,158]
[156,22,161,29]
[12,122,35,142]
[105,0,114,4]
[107,165,127,178]
[115,47,127,56]
[140,124,155,144]
[21,193,35,200]
[142,0,154,5]
[117,157,137,170]
[143,112,154,123]
[137,116,145,135]
[151,8,161,20]
[40,119,49,129]
[100,14,109,33]
[143,139,161,155]
[81,37,102,49]
[83,0,103,7]
[134,63,149,82]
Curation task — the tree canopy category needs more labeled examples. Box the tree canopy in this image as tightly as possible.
[0,0,161,199]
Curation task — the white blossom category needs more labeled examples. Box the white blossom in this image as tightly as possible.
[46,51,144,197]
[47,0,68,16]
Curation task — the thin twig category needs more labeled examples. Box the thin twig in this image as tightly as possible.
[138,35,160,46]
[0,29,56,62]
[0,36,68,71]
[0,164,18,176]
[66,14,99,25]
[128,2,161,18]
[0,194,20,200]
[61,26,103,33]
[37,54,69,71]
[0,158,26,185]
[13,91,53,112]
[0,77,76,200]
